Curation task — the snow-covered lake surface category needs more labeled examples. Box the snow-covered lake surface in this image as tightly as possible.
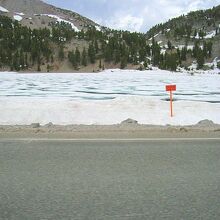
[0,69,220,103]
[0,69,220,125]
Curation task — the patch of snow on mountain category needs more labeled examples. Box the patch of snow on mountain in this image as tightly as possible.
[40,14,79,32]
[149,33,159,41]
[95,26,101,31]
[160,49,166,55]
[194,33,200,39]
[178,45,194,50]
[205,57,220,69]
[15,12,25,16]
[13,15,23,21]
[178,45,185,50]
[187,45,194,50]
[204,30,216,39]
[0,6,9,12]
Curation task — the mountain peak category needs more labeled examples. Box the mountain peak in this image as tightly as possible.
[0,0,99,30]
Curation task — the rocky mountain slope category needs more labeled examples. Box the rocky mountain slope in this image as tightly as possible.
[146,5,220,70]
[0,0,99,31]
[0,0,219,73]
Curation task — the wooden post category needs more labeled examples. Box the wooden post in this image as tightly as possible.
[170,91,173,117]
[166,85,176,117]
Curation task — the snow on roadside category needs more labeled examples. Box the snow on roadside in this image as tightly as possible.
[0,6,9,12]
[0,96,219,125]
[40,14,79,32]
[0,69,220,125]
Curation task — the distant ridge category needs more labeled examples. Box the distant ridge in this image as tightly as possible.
[0,1,219,73]
[0,0,99,30]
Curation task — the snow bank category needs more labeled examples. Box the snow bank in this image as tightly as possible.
[0,96,219,125]
[13,15,23,21]
[0,6,9,12]
[0,70,219,126]
[40,14,79,32]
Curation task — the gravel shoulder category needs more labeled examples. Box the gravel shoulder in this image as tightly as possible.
[0,120,220,139]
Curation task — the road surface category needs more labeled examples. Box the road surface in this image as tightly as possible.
[0,139,220,219]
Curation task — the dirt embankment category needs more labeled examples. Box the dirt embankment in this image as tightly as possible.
[0,119,219,139]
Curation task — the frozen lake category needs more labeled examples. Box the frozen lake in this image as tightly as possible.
[0,69,220,103]
[0,69,220,125]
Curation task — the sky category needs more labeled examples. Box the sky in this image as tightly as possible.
[44,0,220,32]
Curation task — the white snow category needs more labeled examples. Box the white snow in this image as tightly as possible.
[204,30,216,39]
[0,6,9,12]
[204,57,220,69]
[95,25,101,31]
[0,96,220,125]
[40,14,79,32]
[188,61,198,71]
[149,33,159,41]
[177,45,185,50]
[177,45,194,50]
[160,49,166,55]
[15,12,25,16]
[192,30,216,39]
[13,15,23,21]
[0,70,219,125]
[194,32,200,39]
[187,45,194,50]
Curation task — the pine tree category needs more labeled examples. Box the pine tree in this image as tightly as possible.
[58,46,65,61]
[51,55,54,63]
[120,56,127,69]
[99,60,102,69]
[37,55,41,72]
[25,53,28,68]
[167,40,172,50]
[207,41,213,57]
[75,48,81,66]
[95,40,99,53]
[47,64,50,72]
[13,51,20,71]
[68,51,77,69]
[197,48,204,69]
[88,44,96,63]
[82,47,87,66]
[19,49,25,70]
[81,48,87,66]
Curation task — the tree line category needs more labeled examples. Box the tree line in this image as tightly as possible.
[0,15,215,72]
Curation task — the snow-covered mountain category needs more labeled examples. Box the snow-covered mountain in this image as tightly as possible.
[0,0,219,73]
[146,5,220,66]
[0,0,100,31]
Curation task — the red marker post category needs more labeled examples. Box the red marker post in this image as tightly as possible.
[166,85,176,117]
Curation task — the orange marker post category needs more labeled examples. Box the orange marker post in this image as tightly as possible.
[166,85,176,117]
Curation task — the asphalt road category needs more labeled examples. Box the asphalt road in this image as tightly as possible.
[0,139,220,220]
